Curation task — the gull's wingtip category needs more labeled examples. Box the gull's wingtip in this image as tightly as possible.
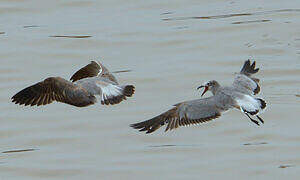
[240,59,259,75]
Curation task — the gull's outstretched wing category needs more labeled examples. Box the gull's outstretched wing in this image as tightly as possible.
[70,61,101,82]
[71,61,118,84]
[130,97,223,134]
[12,77,96,107]
[233,60,260,95]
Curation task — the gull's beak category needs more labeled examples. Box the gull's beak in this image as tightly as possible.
[197,85,208,97]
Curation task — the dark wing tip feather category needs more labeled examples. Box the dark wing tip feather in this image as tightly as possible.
[240,59,259,76]
[124,85,135,97]
[130,117,165,134]
[130,108,175,134]
[11,83,47,107]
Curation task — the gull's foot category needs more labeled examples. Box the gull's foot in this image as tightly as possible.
[256,115,264,124]
[251,119,260,126]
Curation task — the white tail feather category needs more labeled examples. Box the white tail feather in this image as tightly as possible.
[236,95,266,115]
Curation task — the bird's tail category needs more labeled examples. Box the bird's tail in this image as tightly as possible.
[100,84,135,105]
[237,95,267,115]
[123,85,135,97]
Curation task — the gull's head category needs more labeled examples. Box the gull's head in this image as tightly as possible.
[197,80,219,96]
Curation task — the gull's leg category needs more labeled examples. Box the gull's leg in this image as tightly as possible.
[245,113,260,126]
[256,115,264,124]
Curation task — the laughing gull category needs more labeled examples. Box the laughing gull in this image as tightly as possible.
[131,60,266,134]
[12,61,135,107]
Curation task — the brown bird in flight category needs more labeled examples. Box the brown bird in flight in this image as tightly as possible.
[12,61,135,107]
[131,60,266,134]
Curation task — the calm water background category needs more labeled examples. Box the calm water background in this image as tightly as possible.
[1,0,300,179]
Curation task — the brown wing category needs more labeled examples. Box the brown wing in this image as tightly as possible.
[130,97,222,134]
[71,61,119,84]
[70,61,101,82]
[12,77,96,107]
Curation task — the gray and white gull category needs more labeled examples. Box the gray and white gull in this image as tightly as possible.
[12,61,135,107]
[131,60,266,134]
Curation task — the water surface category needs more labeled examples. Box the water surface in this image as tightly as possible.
[1,0,300,179]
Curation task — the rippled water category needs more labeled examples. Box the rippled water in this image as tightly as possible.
[1,0,300,179]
